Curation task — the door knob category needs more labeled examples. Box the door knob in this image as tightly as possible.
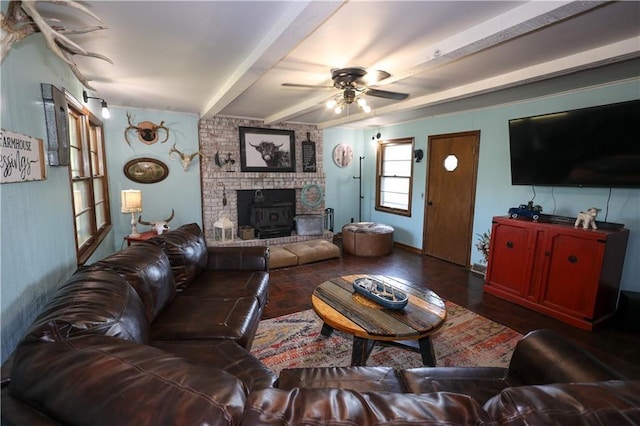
[427,201,433,206]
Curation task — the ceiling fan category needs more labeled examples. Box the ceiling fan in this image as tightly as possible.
[282,67,409,113]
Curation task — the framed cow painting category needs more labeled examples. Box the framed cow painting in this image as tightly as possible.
[239,127,296,172]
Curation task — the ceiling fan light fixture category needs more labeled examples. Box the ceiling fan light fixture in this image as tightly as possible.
[326,99,337,109]
[334,105,344,114]
[356,97,367,107]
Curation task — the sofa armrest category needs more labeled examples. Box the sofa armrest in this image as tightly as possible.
[9,335,247,426]
[206,246,269,271]
[508,329,625,385]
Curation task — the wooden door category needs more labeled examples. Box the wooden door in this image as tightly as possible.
[423,131,480,266]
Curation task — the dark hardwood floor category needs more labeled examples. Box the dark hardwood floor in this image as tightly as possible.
[265,244,640,378]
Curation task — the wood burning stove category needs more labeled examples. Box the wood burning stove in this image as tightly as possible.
[237,189,295,239]
[250,202,293,238]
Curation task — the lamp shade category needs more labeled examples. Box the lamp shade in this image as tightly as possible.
[121,189,142,213]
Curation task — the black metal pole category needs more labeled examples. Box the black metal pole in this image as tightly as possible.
[353,156,364,222]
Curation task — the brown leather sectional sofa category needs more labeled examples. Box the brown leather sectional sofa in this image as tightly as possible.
[2,223,639,425]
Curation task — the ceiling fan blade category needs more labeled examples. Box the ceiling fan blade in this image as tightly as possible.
[364,88,409,100]
[282,83,334,89]
[357,69,391,85]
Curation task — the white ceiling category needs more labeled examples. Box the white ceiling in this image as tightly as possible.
[35,1,640,129]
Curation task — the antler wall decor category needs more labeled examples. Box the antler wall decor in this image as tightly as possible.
[1,0,112,90]
[124,112,170,146]
[169,143,203,171]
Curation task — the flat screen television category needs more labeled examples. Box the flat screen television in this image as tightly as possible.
[508,99,640,188]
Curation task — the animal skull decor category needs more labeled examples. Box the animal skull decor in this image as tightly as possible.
[169,144,203,171]
[0,1,112,90]
[138,209,175,235]
[124,112,170,146]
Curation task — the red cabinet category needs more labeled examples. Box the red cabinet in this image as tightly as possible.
[484,216,629,330]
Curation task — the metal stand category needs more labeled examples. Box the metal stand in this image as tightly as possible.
[324,208,334,232]
[353,156,365,222]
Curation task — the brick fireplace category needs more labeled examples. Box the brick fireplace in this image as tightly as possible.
[199,116,328,246]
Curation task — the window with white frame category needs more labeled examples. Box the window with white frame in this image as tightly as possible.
[67,94,111,264]
[375,137,414,216]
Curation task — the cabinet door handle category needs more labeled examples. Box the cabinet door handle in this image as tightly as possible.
[568,255,578,264]
[506,241,514,249]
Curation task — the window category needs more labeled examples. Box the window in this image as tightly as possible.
[67,93,111,264]
[375,137,414,217]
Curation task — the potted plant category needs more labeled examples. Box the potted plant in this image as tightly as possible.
[476,230,491,264]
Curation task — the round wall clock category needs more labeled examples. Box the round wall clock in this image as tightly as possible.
[333,143,353,168]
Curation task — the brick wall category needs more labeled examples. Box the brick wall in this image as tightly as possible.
[199,116,326,245]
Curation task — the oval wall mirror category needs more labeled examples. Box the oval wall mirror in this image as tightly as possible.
[123,157,169,184]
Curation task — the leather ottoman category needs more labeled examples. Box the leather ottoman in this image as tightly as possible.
[342,222,394,257]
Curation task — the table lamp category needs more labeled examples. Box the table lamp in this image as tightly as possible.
[121,189,142,237]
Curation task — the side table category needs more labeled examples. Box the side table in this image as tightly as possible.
[124,230,157,246]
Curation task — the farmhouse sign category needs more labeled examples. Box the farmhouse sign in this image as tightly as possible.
[1,129,46,184]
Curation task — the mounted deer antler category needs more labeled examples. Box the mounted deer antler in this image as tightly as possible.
[124,112,170,146]
[169,143,203,171]
[1,0,112,90]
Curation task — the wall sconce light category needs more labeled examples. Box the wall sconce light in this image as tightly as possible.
[83,90,111,119]
[121,189,142,237]
[371,132,381,141]
[414,149,424,162]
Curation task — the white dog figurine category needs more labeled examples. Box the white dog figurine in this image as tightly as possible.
[574,207,601,230]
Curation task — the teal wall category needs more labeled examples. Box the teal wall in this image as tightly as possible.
[102,106,202,253]
[322,128,364,230]
[323,79,640,293]
[1,34,88,363]
[1,35,201,363]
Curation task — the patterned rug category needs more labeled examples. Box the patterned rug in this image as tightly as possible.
[251,302,523,376]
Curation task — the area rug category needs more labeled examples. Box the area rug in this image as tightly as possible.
[251,302,523,376]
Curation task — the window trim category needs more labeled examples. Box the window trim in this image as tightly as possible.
[65,91,112,265]
[375,137,414,217]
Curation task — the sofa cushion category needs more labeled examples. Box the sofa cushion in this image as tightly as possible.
[149,223,207,290]
[150,296,261,350]
[96,242,176,322]
[484,380,640,425]
[205,246,269,271]
[152,339,277,391]
[244,388,493,425]
[277,366,406,393]
[508,329,626,384]
[1,386,60,425]
[179,270,269,308]
[282,239,340,265]
[400,366,520,405]
[22,267,149,344]
[9,335,247,426]
[267,246,298,269]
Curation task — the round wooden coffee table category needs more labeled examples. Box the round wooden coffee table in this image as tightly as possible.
[311,274,447,366]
